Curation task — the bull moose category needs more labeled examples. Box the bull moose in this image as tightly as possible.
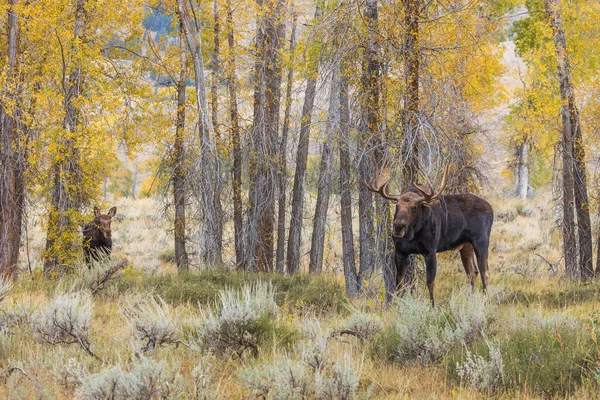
[83,206,117,266]
[367,166,493,306]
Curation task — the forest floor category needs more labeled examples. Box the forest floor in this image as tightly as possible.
[5,191,600,399]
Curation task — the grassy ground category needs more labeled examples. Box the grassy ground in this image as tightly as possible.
[4,193,599,399]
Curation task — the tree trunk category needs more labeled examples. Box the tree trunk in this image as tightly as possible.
[286,7,322,274]
[572,114,593,279]
[286,42,321,272]
[357,0,380,288]
[226,0,244,268]
[131,161,138,199]
[286,73,318,274]
[43,0,87,277]
[400,0,422,289]
[244,1,265,272]
[276,12,298,274]
[173,23,189,272]
[516,141,528,200]
[309,67,340,274]
[259,0,285,272]
[245,0,285,272]
[212,0,224,264]
[0,0,23,279]
[544,0,593,278]
[177,0,222,267]
[402,0,421,182]
[338,77,359,296]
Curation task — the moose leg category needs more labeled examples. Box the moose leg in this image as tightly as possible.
[424,253,438,307]
[459,243,478,291]
[394,251,410,294]
[473,237,490,292]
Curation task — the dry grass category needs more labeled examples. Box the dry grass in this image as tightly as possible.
[4,192,599,399]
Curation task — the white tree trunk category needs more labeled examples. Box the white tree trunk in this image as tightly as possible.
[516,142,528,200]
[177,0,222,266]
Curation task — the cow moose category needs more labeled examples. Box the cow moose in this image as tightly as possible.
[83,206,117,266]
[366,166,493,306]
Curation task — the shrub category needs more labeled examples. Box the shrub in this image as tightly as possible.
[456,342,503,392]
[393,296,448,364]
[78,365,124,399]
[120,295,178,353]
[238,313,362,399]
[250,314,300,351]
[194,282,279,357]
[3,299,34,328]
[342,312,383,341]
[239,357,309,400]
[300,318,328,371]
[239,350,361,400]
[192,363,217,400]
[446,290,492,344]
[448,313,595,396]
[330,358,360,400]
[315,354,360,400]
[78,258,127,295]
[78,356,180,399]
[368,326,400,362]
[372,291,492,365]
[51,356,89,391]
[31,291,96,357]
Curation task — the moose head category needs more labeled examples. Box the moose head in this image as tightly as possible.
[93,206,117,239]
[366,165,449,240]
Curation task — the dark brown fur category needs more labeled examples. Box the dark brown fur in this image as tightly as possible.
[83,206,117,266]
[392,191,493,305]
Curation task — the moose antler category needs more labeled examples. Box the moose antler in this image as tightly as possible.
[365,164,400,201]
[412,165,450,203]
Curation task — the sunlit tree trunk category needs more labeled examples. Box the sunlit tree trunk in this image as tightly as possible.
[286,6,322,274]
[44,0,87,277]
[276,12,297,274]
[544,0,593,279]
[177,0,222,267]
[339,77,359,296]
[0,0,23,279]
[309,65,340,274]
[226,0,244,268]
[173,23,189,272]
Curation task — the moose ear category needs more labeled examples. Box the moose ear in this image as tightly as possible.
[107,206,117,218]
[421,204,434,219]
[94,207,101,218]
